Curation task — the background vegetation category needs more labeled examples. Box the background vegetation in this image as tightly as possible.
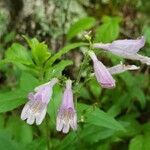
[0,0,150,150]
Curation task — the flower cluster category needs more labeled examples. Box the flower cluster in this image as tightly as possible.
[88,36,149,88]
[21,36,149,133]
[21,79,76,133]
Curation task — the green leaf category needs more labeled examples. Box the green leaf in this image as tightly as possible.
[78,103,125,131]
[67,17,96,40]
[0,115,4,130]
[79,86,91,100]
[6,116,33,144]
[119,72,136,87]
[0,90,26,113]
[129,134,150,150]
[142,25,150,44]
[45,42,88,67]
[119,72,146,108]
[0,72,39,113]
[117,119,141,138]
[107,94,129,117]
[20,124,33,144]
[0,133,20,150]
[130,87,146,108]
[106,52,123,65]
[77,103,92,117]
[19,72,39,92]
[26,138,46,150]
[23,36,51,65]
[47,84,63,126]
[0,60,38,75]
[87,109,125,131]
[87,78,101,98]
[95,16,121,42]
[97,142,111,150]
[5,43,33,65]
[58,132,77,150]
[80,124,115,143]
[45,60,73,79]
[142,122,150,134]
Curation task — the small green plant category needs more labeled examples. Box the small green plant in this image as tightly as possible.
[0,15,150,150]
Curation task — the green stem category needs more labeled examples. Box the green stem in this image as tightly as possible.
[74,38,93,106]
[39,67,44,81]
[74,52,90,108]
[46,116,50,150]
[75,38,93,88]
[75,54,89,86]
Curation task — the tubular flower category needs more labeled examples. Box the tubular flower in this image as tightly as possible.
[21,78,58,125]
[108,62,140,75]
[93,36,150,65]
[56,80,77,134]
[88,51,115,88]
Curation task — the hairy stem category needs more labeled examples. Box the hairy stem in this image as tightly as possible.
[74,51,91,108]
[75,54,89,85]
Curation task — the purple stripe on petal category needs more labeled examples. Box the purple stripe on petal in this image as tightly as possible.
[56,117,63,131]
[35,108,47,125]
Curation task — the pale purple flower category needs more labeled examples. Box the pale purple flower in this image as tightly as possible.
[93,36,150,65]
[56,80,77,133]
[108,62,140,75]
[21,78,58,125]
[88,51,116,88]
